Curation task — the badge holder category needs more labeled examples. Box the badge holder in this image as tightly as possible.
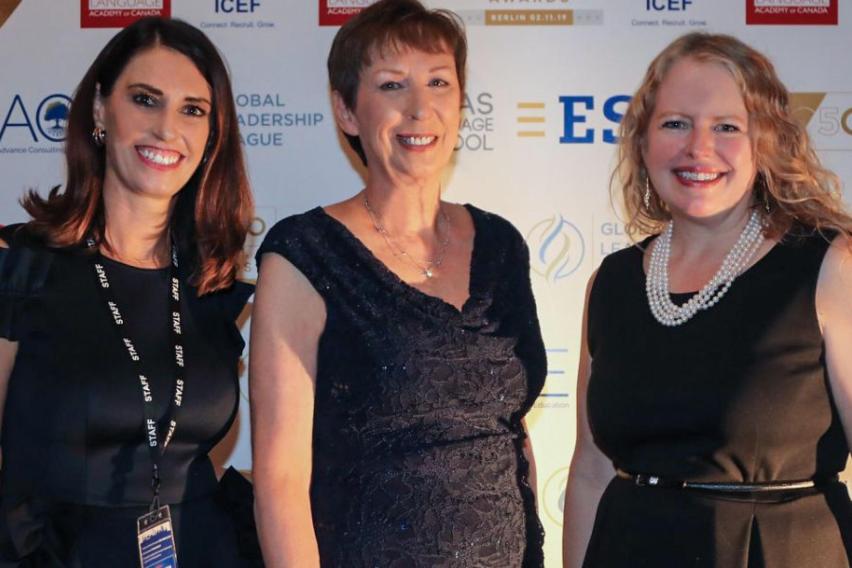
[137,502,178,568]
[137,466,178,568]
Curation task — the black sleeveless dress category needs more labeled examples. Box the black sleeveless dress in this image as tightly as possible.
[0,226,255,567]
[256,205,546,567]
[584,229,852,567]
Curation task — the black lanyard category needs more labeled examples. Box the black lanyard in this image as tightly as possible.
[88,241,185,510]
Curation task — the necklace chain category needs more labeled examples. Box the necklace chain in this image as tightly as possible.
[363,195,451,279]
[646,210,765,327]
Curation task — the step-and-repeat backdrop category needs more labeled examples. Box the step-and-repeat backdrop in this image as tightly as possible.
[0,0,848,563]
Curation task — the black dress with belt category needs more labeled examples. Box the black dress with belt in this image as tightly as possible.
[256,205,546,567]
[0,226,254,567]
[584,229,852,567]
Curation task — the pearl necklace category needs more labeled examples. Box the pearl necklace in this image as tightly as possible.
[363,196,450,279]
[646,210,765,327]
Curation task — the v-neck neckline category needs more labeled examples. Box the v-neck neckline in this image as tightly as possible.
[313,203,484,317]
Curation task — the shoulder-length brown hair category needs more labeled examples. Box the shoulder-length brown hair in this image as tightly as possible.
[23,17,252,294]
[616,32,852,240]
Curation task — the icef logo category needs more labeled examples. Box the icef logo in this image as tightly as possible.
[526,215,585,282]
[646,0,692,10]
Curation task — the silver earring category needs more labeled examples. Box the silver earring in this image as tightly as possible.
[92,126,106,147]
[643,175,651,209]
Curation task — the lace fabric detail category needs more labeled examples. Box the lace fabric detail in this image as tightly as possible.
[257,205,546,567]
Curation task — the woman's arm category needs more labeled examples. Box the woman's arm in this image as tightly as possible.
[562,272,615,568]
[250,253,326,568]
[817,236,852,451]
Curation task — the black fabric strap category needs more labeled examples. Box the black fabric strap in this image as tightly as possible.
[89,242,185,510]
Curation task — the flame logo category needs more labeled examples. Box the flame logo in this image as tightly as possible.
[543,466,570,526]
[526,215,585,282]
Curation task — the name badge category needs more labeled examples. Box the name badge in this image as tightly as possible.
[137,505,179,568]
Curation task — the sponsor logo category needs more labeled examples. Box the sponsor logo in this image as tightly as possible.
[318,2,603,27]
[526,215,585,282]
[633,0,708,26]
[236,93,325,147]
[0,93,71,155]
[514,94,631,143]
[791,92,852,150]
[215,0,260,12]
[536,346,571,408]
[483,9,574,25]
[455,5,603,27]
[543,466,570,526]
[242,205,278,281]
[517,101,546,139]
[596,220,641,261]
[80,0,170,29]
[746,0,837,25]
[560,95,630,144]
[200,0,277,31]
[647,0,693,9]
[457,92,495,152]
[319,0,375,26]
[0,0,22,30]
[37,96,71,142]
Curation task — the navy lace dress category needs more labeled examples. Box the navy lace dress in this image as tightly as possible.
[257,205,546,567]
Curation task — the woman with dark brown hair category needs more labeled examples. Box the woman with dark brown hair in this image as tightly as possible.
[0,17,255,567]
[250,0,545,566]
[563,32,851,567]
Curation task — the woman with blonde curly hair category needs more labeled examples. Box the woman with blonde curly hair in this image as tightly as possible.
[563,32,851,567]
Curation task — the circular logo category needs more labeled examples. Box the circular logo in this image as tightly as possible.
[543,466,570,526]
[36,94,72,142]
[526,215,585,282]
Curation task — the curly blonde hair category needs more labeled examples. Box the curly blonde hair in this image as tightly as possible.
[616,32,852,240]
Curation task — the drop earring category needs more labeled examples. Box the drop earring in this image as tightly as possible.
[643,175,651,209]
[92,126,106,147]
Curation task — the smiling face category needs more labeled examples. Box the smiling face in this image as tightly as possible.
[94,45,212,204]
[642,57,756,223]
[334,46,461,187]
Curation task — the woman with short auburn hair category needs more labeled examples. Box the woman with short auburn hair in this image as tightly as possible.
[251,0,546,566]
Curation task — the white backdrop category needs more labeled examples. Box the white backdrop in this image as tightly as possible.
[0,1,849,564]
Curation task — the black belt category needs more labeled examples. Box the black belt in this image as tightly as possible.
[615,469,839,493]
